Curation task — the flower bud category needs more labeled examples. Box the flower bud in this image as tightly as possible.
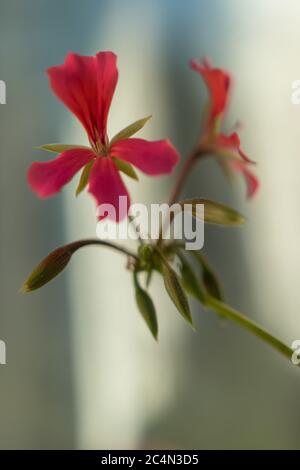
[21,246,73,292]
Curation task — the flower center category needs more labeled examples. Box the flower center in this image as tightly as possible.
[90,138,109,158]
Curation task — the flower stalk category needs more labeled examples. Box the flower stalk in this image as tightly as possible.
[168,150,199,206]
[206,295,295,364]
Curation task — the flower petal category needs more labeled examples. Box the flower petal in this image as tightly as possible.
[47,52,118,145]
[28,148,95,198]
[96,52,118,143]
[88,157,130,221]
[47,53,99,143]
[230,160,259,198]
[110,138,180,175]
[216,132,255,164]
[191,58,230,124]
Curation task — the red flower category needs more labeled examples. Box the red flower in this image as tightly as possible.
[191,58,259,198]
[191,57,230,128]
[28,52,179,220]
[229,160,259,199]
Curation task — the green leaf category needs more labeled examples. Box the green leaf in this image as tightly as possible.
[162,263,193,325]
[76,160,94,196]
[192,251,224,301]
[177,253,207,304]
[112,157,139,180]
[178,198,245,226]
[133,272,158,340]
[110,115,152,145]
[155,249,193,326]
[37,144,90,153]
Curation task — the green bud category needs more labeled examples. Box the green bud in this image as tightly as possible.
[178,198,245,226]
[138,244,154,269]
[21,246,73,292]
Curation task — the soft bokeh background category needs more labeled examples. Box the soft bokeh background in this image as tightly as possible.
[1,0,300,449]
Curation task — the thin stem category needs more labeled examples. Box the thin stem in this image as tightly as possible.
[128,215,144,245]
[68,239,138,261]
[168,151,198,206]
[206,295,296,364]
[168,146,210,206]
[158,152,195,243]
[157,147,206,243]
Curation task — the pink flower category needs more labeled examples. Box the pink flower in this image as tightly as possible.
[191,58,259,198]
[28,52,179,220]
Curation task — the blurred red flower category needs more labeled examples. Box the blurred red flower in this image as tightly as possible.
[191,57,259,198]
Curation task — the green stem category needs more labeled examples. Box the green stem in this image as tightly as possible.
[206,295,295,363]
[157,147,207,243]
[68,239,139,261]
[168,151,198,206]
[128,216,144,245]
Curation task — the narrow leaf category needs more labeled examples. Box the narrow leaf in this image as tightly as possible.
[112,157,139,180]
[177,253,207,304]
[110,115,152,145]
[155,248,193,326]
[178,198,245,226]
[37,144,90,153]
[162,263,193,325]
[192,251,224,301]
[133,272,158,340]
[76,160,94,196]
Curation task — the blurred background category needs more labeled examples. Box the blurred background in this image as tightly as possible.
[1,0,300,449]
